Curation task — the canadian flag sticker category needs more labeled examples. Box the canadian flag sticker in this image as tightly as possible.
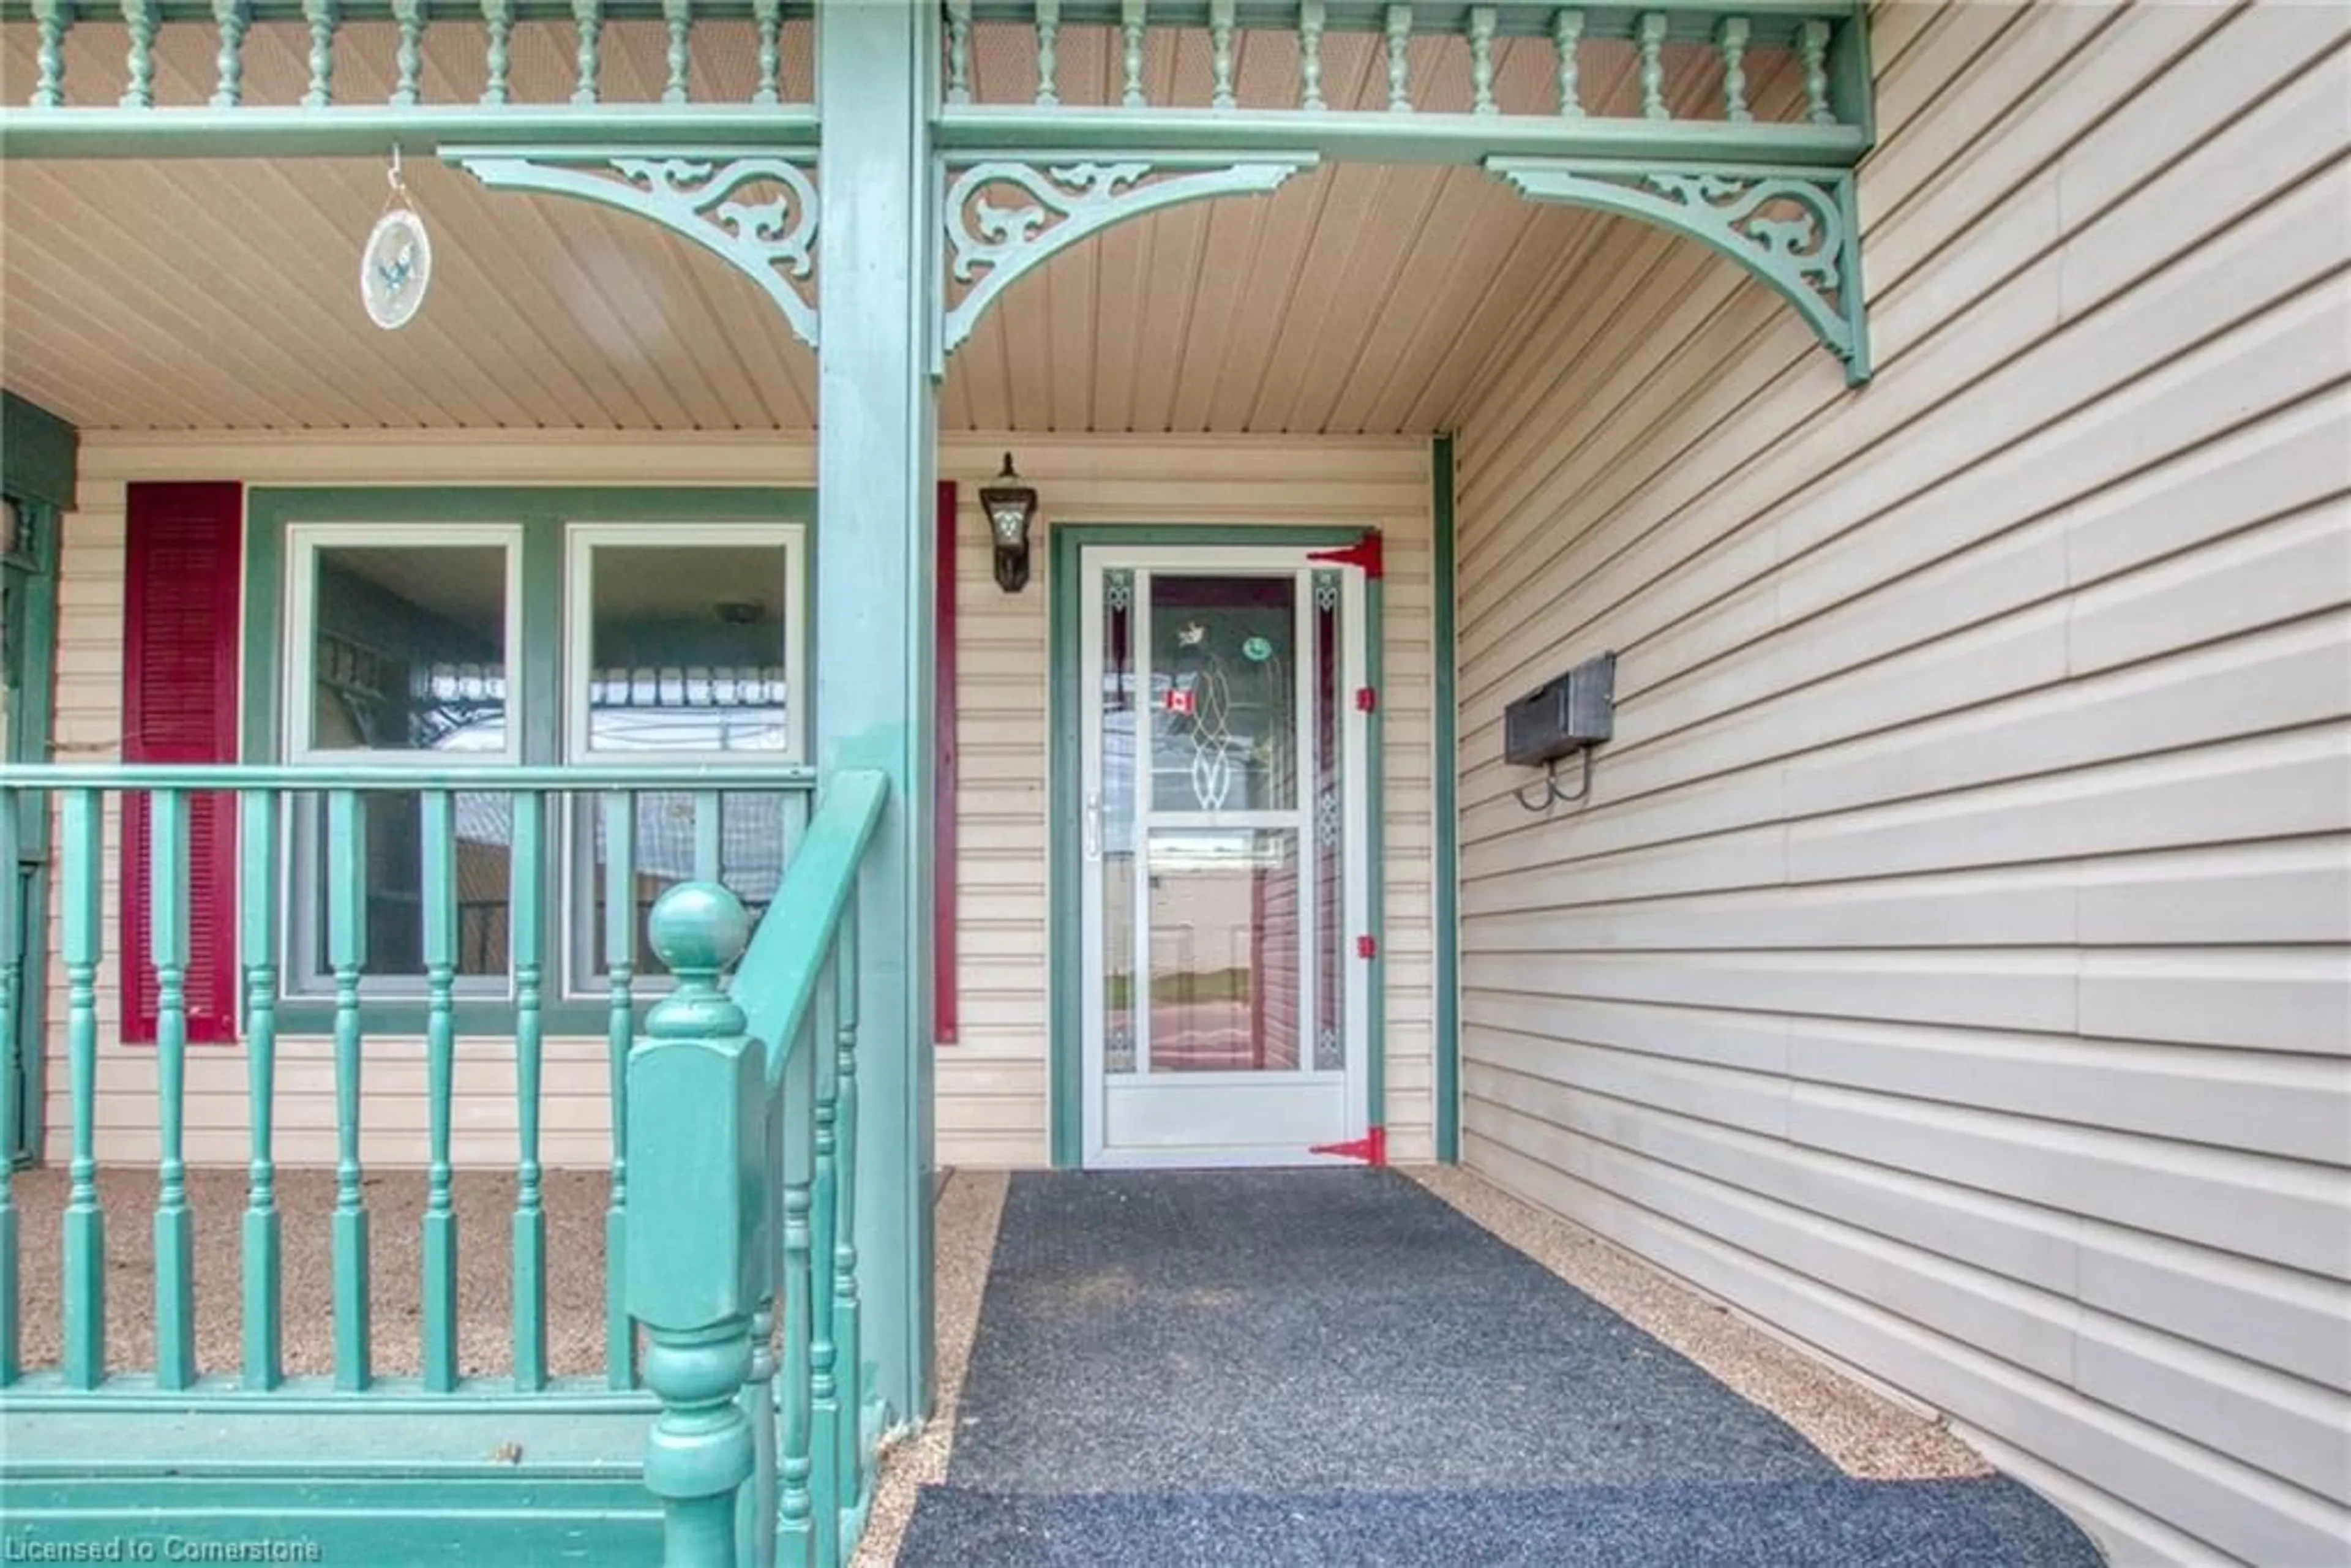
[1166,688,1196,716]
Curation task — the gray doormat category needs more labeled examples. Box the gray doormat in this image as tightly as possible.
[900,1170,2101,1565]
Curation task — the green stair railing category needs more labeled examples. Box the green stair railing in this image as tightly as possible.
[0,762,810,1407]
[624,767,890,1567]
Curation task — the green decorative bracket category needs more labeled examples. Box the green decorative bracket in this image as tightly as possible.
[940,154,1317,362]
[1490,157,1869,385]
[452,148,819,350]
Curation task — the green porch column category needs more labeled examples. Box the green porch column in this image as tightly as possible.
[814,0,938,1428]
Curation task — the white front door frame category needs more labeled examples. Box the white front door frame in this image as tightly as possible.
[1073,542,1373,1170]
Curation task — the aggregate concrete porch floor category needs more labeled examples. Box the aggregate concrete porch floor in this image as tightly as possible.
[10,1167,615,1379]
[891,1169,2104,1567]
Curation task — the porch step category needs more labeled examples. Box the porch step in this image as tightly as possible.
[0,1399,662,1566]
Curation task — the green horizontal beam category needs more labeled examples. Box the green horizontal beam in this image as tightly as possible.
[0,107,819,161]
[936,108,1866,166]
[0,763,817,790]
[960,1,1853,45]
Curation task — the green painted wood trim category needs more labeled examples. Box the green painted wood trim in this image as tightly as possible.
[936,108,1866,167]
[4,490,61,1167]
[953,1,1853,32]
[0,1376,657,1411]
[1,392,76,510]
[1431,437,1460,1164]
[0,107,820,160]
[731,770,887,1090]
[814,0,939,1440]
[1044,523,1379,1169]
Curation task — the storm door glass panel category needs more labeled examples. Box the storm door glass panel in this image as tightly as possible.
[1100,570,1138,1074]
[1148,576,1296,813]
[1144,828,1299,1073]
[1312,571,1345,1070]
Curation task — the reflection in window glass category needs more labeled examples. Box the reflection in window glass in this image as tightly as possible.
[307,544,509,756]
[584,791,794,981]
[585,542,791,755]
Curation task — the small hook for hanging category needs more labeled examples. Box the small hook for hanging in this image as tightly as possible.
[388,144,406,197]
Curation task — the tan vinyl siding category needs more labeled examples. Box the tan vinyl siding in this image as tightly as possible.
[1451,4,2350,1564]
[43,431,1436,1174]
[943,435,1439,1168]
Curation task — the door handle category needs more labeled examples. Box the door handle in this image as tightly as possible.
[1084,792,1102,860]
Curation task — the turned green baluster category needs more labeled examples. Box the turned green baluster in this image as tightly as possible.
[662,0,690,104]
[777,1019,816,1561]
[1119,0,1145,107]
[119,0,157,108]
[603,791,637,1388]
[1299,0,1324,111]
[0,790,18,1385]
[1384,4,1410,112]
[480,0,511,103]
[29,0,72,108]
[628,885,757,1567]
[743,1171,779,1568]
[210,0,249,107]
[391,0,426,107]
[301,0,336,107]
[751,0,779,103]
[239,792,282,1390]
[830,900,863,1505]
[1552,7,1583,117]
[1469,6,1496,114]
[1209,0,1235,110]
[1033,0,1059,107]
[808,958,842,1558]
[1717,15,1751,122]
[511,793,547,1391]
[571,0,604,107]
[945,0,972,105]
[149,789,197,1390]
[1800,17,1834,124]
[59,790,103,1390]
[420,791,459,1392]
[1638,10,1666,119]
[328,790,370,1392]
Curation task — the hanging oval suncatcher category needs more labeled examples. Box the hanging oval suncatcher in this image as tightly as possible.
[362,153,432,331]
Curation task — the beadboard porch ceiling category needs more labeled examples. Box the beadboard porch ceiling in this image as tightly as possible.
[0,149,1595,436]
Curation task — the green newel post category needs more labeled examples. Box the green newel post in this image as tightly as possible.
[628,883,762,1568]
[814,0,939,1431]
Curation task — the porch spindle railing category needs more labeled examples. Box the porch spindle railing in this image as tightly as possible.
[0,762,812,1401]
[626,768,891,1567]
[0,0,819,146]
[937,0,1870,139]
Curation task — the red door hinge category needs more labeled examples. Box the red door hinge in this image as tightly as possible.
[1357,934,1377,959]
[1310,1127,1389,1166]
[1354,687,1377,713]
[1307,530,1384,580]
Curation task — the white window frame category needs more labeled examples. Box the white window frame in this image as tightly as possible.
[559,520,808,999]
[283,521,526,766]
[280,522,525,997]
[561,520,808,766]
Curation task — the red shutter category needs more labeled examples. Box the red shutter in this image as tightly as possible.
[120,482,242,1047]
[934,479,960,1046]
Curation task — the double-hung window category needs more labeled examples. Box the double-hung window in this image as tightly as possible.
[269,496,808,1008]
[563,523,804,992]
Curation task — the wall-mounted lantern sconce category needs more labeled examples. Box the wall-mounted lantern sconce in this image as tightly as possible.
[980,452,1038,593]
